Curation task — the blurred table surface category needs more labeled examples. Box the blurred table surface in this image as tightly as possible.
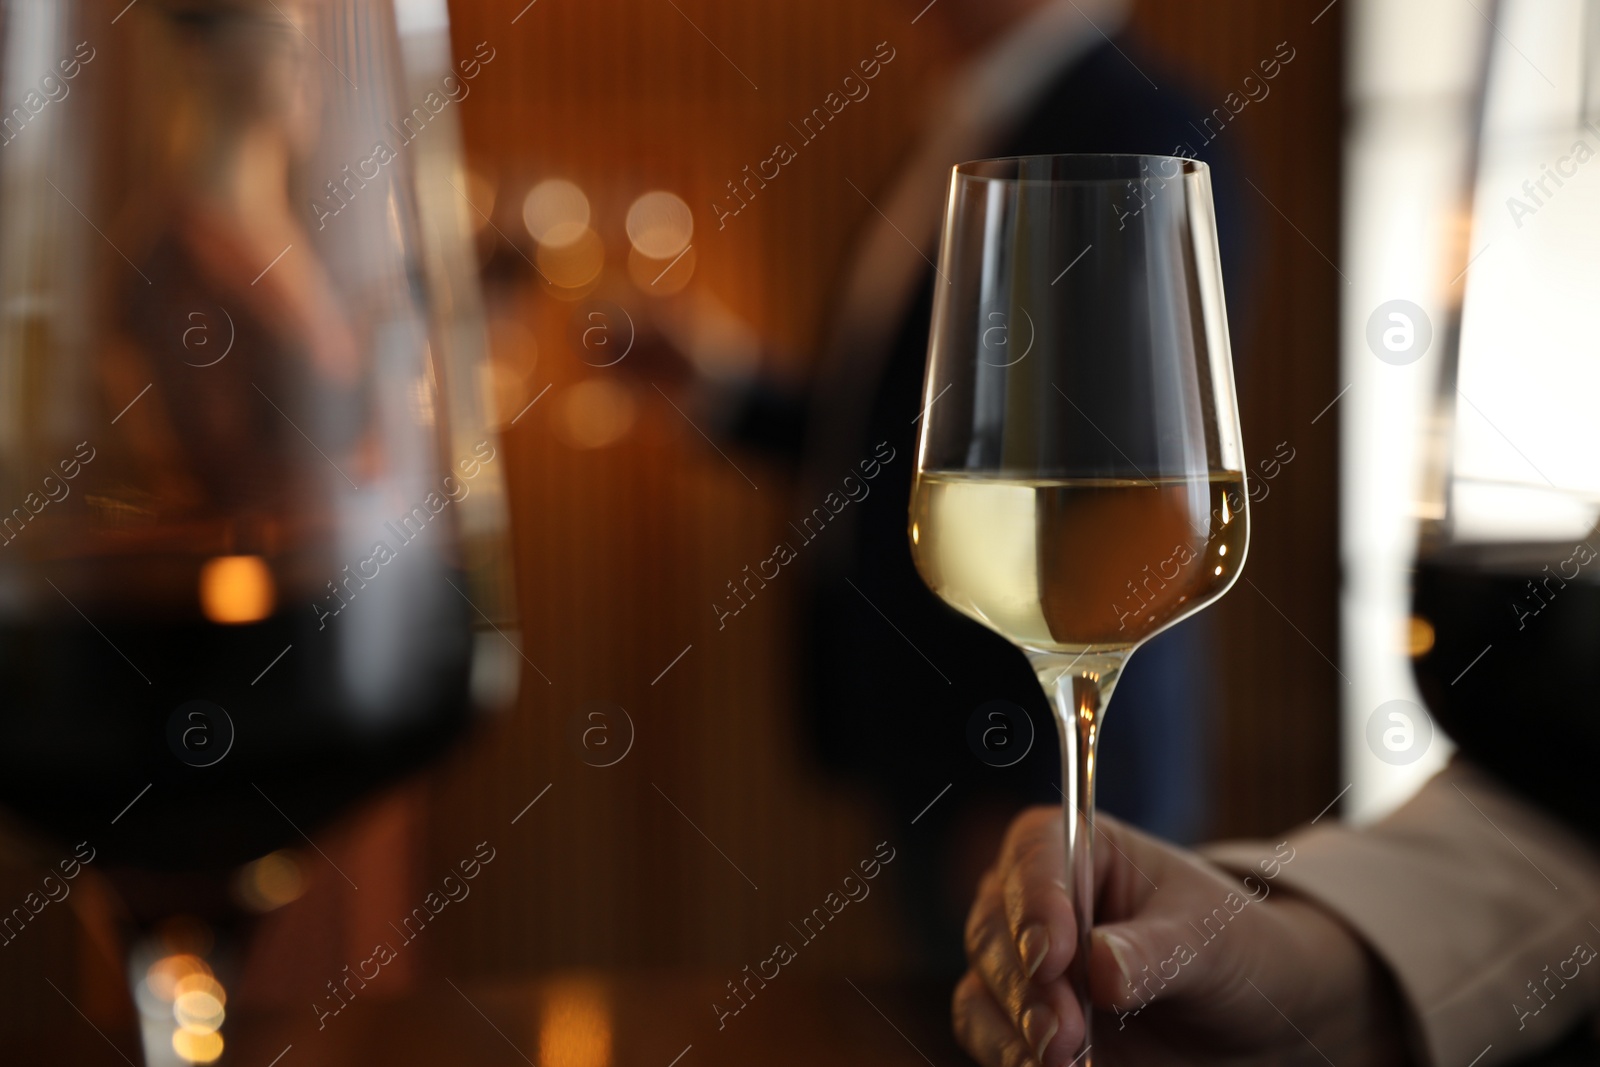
[241,972,965,1067]
[17,970,969,1067]
[15,969,1600,1066]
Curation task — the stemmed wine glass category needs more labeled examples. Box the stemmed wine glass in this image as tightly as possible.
[0,1,515,1063]
[909,153,1247,1058]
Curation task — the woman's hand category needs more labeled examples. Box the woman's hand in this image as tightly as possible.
[952,806,1411,1066]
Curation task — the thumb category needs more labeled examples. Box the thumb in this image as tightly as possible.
[1085,836,1280,1019]
[1088,914,1214,1014]
[1076,818,1223,1012]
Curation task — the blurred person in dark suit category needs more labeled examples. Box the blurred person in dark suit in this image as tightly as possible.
[648,0,1252,974]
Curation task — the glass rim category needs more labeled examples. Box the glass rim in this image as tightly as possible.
[951,152,1209,185]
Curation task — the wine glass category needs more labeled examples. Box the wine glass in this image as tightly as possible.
[909,153,1247,1058]
[1409,0,1600,834]
[0,1,516,1063]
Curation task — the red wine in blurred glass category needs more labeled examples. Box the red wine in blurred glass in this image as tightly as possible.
[1400,0,1600,843]
[0,578,474,870]
[1411,539,1600,833]
[0,1,513,874]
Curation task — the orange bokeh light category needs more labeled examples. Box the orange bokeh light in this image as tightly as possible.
[199,555,276,624]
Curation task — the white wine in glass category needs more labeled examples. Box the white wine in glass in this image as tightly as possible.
[910,154,1248,1060]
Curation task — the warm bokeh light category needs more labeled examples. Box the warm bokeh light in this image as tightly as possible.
[145,955,210,1003]
[199,555,275,625]
[538,980,612,1067]
[174,986,225,1034]
[146,956,228,1061]
[171,1028,223,1065]
[624,190,693,259]
[556,380,636,450]
[627,244,695,295]
[235,849,307,913]
[536,226,605,292]
[1407,615,1436,658]
[174,973,225,1004]
[523,179,591,248]
[138,951,231,1064]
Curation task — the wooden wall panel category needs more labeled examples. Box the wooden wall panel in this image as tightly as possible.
[426,0,957,979]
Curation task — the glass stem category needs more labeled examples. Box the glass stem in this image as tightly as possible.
[1030,650,1125,1064]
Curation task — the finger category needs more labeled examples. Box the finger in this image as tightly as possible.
[997,809,1171,986]
[967,872,1086,1064]
[1088,921,1185,1016]
[952,969,1043,1067]
[994,806,1074,984]
[965,869,1034,1017]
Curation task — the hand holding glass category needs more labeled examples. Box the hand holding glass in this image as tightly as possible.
[909,154,1248,1059]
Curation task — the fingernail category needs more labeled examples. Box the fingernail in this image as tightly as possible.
[1021,1004,1058,1061]
[1099,929,1136,985]
[1017,924,1049,979]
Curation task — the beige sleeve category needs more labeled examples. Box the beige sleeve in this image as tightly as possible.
[1203,759,1600,1067]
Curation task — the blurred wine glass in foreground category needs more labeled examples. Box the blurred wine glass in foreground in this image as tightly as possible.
[910,154,1247,1060]
[1410,0,1600,836]
[0,1,516,1062]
